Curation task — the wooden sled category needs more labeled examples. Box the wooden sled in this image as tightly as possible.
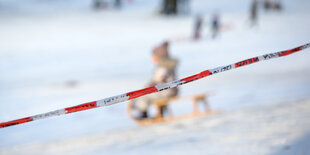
[127,94,219,126]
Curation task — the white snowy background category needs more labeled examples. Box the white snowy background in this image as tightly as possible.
[0,0,310,154]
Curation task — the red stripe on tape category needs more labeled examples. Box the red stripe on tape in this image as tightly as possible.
[65,101,97,114]
[279,47,302,57]
[0,117,33,128]
[235,57,259,68]
[181,70,211,83]
[127,86,158,100]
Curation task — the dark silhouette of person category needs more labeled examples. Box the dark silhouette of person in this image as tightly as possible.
[250,0,258,27]
[193,15,203,40]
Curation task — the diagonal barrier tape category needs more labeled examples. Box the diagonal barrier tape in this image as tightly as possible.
[1,43,309,128]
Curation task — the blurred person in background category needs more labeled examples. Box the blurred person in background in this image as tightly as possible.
[134,41,179,119]
[211,12,220,39]
[250,0,258,27]
[193,15,203,40]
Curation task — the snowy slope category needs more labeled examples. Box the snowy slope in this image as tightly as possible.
[1,99,310,155]
[0,0,310,153]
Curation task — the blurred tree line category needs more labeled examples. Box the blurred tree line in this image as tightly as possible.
[161,0,190,15]
[92,0,190,15]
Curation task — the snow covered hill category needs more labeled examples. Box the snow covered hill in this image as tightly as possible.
[1,99,310,154]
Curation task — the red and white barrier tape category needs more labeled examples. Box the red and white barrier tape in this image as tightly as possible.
[1,43,309,128]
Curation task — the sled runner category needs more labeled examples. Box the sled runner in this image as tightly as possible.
[126,94,219,126]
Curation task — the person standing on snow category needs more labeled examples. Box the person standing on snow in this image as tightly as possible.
[250,0,258,27]
[193,15,203,40]
[211,12,220,39]
[134,41,179,119]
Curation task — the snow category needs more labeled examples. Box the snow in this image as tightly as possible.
[0,0,310,154]
[1,99,310,155]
